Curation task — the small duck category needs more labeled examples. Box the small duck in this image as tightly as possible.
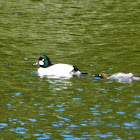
[33,55,88,78]
[95,72,140,82]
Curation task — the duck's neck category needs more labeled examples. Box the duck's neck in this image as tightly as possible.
[43,59,52,68]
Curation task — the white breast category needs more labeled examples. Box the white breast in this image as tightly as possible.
[37,63,74,78]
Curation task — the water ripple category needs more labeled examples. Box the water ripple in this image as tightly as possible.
[10,127,28,134]
[28,118,37,122]
[0,123,8,129]
[95,132,113,138]
[34,132,52,139]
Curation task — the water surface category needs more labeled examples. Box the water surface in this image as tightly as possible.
[0,0,140,139]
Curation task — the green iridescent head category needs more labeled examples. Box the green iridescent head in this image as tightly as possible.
[34,55,52,68]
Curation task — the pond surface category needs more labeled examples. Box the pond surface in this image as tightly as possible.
[0,0,140,139]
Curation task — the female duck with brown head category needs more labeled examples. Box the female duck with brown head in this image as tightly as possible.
[95,72,140,83]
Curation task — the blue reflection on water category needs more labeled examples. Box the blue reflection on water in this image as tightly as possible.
[131,101,139,103]
[83,119,121,128]
[73,98,82,101]
[108,80,113,83]
[7,103,12,110]
[62,135,83,140]
[34,132,52,139]
[100,88,106,91]
[8,118,27,125]
[24,57,28,60]
[116,111,125,115]
[123,122,137,128]
[56,103,65,108]
[52,121,64,127]
[0,123,8,129]
[10,127,28,134]
[95,105,101,108]
[89,120,99,126]
[55,108,65,112]
[95,132,113,138]
[81,123,87,126]
[20,102,24,104]
[133,95,140,98]
[110,99,121,102]
[30,71,38,75]
[47,104,54,108]
[82,132,91,137]
[14,13,19,16]
[64,137,82,140]
[58,116,70,122]
[76,88,84,92]
[15,92,22,96]
[115,87,122,90]
[48,80,56,84]
[135,111,140,119]
[34,103,42,106]
[90,107,101,115]
[28,118,37,122]
[29,81,33,84]
[109,68,113,70]
[69,124,80,128]
[102,109,113,114]
[93,112,101,115]
[18,121,26,125]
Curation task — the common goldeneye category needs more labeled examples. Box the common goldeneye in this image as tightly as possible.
[95,72,140,82]
[33,55,87,78]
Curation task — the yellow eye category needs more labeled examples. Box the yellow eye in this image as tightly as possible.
[42,59,44,62]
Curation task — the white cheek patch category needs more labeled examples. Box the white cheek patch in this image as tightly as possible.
[39,60,44,65]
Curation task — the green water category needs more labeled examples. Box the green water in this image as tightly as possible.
[0,0,140,139]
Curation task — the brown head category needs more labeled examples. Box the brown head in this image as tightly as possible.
[94,73,109,79]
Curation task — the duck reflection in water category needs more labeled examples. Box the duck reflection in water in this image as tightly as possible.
[48,79,73,91]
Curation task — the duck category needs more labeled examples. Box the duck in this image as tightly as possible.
[33,55,88,78]
[94,72,140,82]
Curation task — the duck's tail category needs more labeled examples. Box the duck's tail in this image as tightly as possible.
[72,66,88,76]
[132,75,140,81]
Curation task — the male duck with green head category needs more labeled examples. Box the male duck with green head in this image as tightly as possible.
[33,55,87,78]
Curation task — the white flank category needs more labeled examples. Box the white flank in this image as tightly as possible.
[37,63,74,78]
[109,73,133,82]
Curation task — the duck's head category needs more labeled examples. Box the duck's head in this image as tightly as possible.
[33,55,52,68]
[94,73,109,79]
